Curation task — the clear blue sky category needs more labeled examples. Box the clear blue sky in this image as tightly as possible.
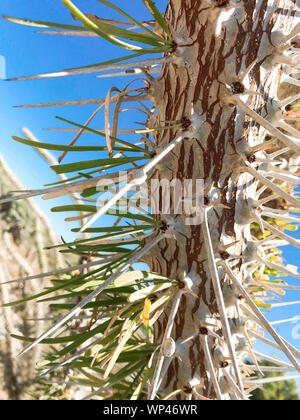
[1,0,300,387]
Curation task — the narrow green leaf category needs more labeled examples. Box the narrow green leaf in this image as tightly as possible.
[253,299,272,309]
[56,116,150,154]
[45,163,124,186]
[2,267,103,307]
[104,316,139,378]
[61,0,142,51]
[142,0,171,37]
[111,210,155,223]
[71,225,153,233]
[114,270,172,287]
[2,15,84,31]
[49,298,127,310]
[103,360,145,388]
[128,282,173,302]
[66,52,143,71]
[71,242,141,252]
[10,334,74,345]
[131,365,154,400]
[51,204,96,213]
[61,245,136,254]
[162,389,182,400]
[96,0,162,40]
[49,226,151,249]
[51,156,146,174]
[12,136,138,153]
[59,323,122,360]
[291,102,300,108]
[85,15,166,47]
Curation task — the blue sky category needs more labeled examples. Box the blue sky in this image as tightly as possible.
[0,0,167,238]
[1,0,300,389]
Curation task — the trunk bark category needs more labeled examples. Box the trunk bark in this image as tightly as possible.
[143,0,298,399]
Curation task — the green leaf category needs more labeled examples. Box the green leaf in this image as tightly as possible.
[291,102,300,109]
[80,187,98,197]
[12,136,139,153]
[71,225,153,233]
[131,365,154,400]
[57,323,122,360]
[10,334,74,345]
[56,116,150,154]
[51,156,146,174]
[11,320,114,346]
[61,0,143,51]
[2,15,84,30]
[162,389,182,400]
[51,204,97,213]
[49,226,152,250]
[84,15,166,47]
[102,360,145,390]
[114,270,173,287]
[70,243,140,252]
[142,0,171,37]
[104,316,139,378]
[45,163,124,186]
[253,299,272,309]
[96,0,162,40]
[128,282,173,302]
[66,51,143,72]
[109,210,155,224]
[49,297,128,310]
[283,224,298,231]
[2,267,103,307]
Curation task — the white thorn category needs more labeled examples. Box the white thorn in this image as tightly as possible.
[200,335,223,400]
[202,208,245,396]
[246,164,300,209]
[261,209,300,224]
[249,329,300,360]
[220,261,300,373]
[223,369,247,400]
[149,290,183,400]
[277,120,300,139]
[234,95,300,155]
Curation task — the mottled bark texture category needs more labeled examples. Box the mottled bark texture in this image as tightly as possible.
[141,0,298,399]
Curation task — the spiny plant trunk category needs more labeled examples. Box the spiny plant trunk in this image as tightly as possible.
[144,0,298,398]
